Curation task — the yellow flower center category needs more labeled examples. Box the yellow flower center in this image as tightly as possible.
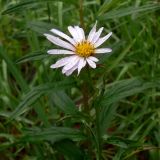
[75,41,95,57]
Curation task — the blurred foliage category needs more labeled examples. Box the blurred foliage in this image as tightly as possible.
[0,0,160,159]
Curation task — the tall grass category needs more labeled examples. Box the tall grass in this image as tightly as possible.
[0,0,160,159]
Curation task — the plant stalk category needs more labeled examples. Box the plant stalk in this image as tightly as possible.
[95,105,102,160]
[79,0,85,29]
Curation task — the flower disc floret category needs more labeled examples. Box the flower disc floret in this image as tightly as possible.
[75,41,95,57]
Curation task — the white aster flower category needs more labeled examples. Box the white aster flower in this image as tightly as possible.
[44,22,112,76]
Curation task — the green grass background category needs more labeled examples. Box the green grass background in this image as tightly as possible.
[0,0,160,159]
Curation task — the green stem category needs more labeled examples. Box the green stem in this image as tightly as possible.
[82,80,89,112]
[79,0,85,29]
[81,67,91,112]
[95,105,102,160]
[80,69,94,158]
[94,78,106,160]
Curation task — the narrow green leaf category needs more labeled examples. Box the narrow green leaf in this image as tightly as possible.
[101,78,158,106]
[57,1,63,28]
[51,91,79,115]
[10,80,75,120]
[2,0,37,14]
[99,104,117,135]
[99,3,160,20]
[99,78,159,135]
[1,0,55,15]
[1,0,78,15]
[21,127,86,142]
[15,51,48,64]
[27,21,54,34]
[0,111,33,124]
[0,46,28,92]
[104,136,139,149]
[55,140,85,160]
[113,149,125,160]
[98,0,120,16]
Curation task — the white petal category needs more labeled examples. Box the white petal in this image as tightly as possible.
[88,56,99,62]
[68,26,80,42]
[91,27,103,44]
[50,28,76,45]
[87,22,97,42]
[62,56,80,72]
[80,28,85,40]
[74,26,83,41]
[94,32,112,48]
[47,49,75,55]
[86,58,96,68]
[65,65,78,76]
[44,34,75,51]
[82,59,86,67]
[95,48,112,54]
[50,55,76,69]
[44,34,59,46]
[77,57,86,75]
[74,26,85,41]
